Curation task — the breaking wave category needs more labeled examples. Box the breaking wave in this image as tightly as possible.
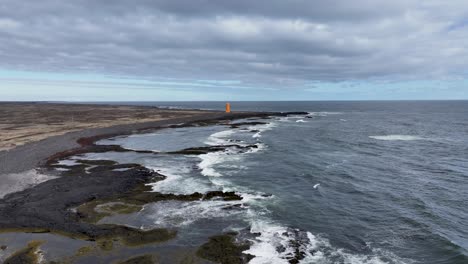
[369,135,424,141]
[82,116,413,264]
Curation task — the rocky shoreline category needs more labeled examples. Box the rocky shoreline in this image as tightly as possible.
[0,110,308,263]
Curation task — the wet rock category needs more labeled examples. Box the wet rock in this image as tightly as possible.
[105,225,176,247]
[3,240,43,264]
[169,144,257,155]
[117,254,155,264]
[76,159,117,166]
[278,112,309,116]
[222,204,243,210]
[204,191,242,201]
[289,229,311,264]
[87,163,142,173]
[169,146,229,155]
[47,164,88,176]
[97,239,114,251]
[0,162,172,246]
[229,122,267,128]
[75,245,94,257]
[0,110,309,262]
[75,185,243,226]
[197,233,253,264]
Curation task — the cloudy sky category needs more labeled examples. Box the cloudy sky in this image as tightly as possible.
[0,0,467,101]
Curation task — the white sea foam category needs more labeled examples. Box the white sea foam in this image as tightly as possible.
[245,220,408,264]
[205,129,236,145]
[0,170,57,199]
[253,132,262,138]
[369,135,424,141]
[198,148,242,177]
[313,183,320,189]
[92,120,409,264]
[274,116,291,122]
[250,122,276,131]
[199,123,268,178]
[141,199,243,228]
[198,143,265,178]
[249,122,277,139]
[56,159,80,166]
[198,152,226,177]
[307,112,343,117]
[148,164,213,194]
[55,167,70,171]
[113,168,130,172]
[245,223,292,264]
[296,119,306,123]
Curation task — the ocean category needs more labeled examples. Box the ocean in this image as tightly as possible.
[78,101,468,263]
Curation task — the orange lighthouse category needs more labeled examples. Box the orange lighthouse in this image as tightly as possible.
[225,102,231,113]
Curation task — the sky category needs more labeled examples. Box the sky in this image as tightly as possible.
[0,0,467,101]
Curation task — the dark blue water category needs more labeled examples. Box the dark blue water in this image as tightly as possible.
[87,101,468,263]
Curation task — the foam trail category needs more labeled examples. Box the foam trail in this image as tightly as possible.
[140,199,243,228]
[200,123,267,177]
[198,152,225,177]
[198,144,264,178]
[92,117,410,264]
[205,129,236,145]
[249,122,277,139]
[369,135,424,141]
[246,221,408,264]
[307,112,343,117]
[148,165,213,194]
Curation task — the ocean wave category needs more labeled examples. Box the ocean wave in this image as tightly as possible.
[245,220,410,264]
[140,199,244,228]
[253,132,262,138]
[307,112,343,117]
[148,164,214,194]
[205,129,237,145]
[200,124,268,177]
[244,220,310,264]
[273,116,291,122]
[87,121,410,264]
[198,151,228,177]
[249,122,277,139]
[56,159,81,166]
[198,143,265,178]
[369,135,424,141]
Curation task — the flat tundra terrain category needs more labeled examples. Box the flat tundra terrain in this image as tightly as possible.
[0,103,208,151]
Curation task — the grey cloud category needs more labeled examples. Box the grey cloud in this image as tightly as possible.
[0,0,467,89]
[0,0,415,22]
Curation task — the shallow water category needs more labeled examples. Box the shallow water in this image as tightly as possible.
[85,101,468,263]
